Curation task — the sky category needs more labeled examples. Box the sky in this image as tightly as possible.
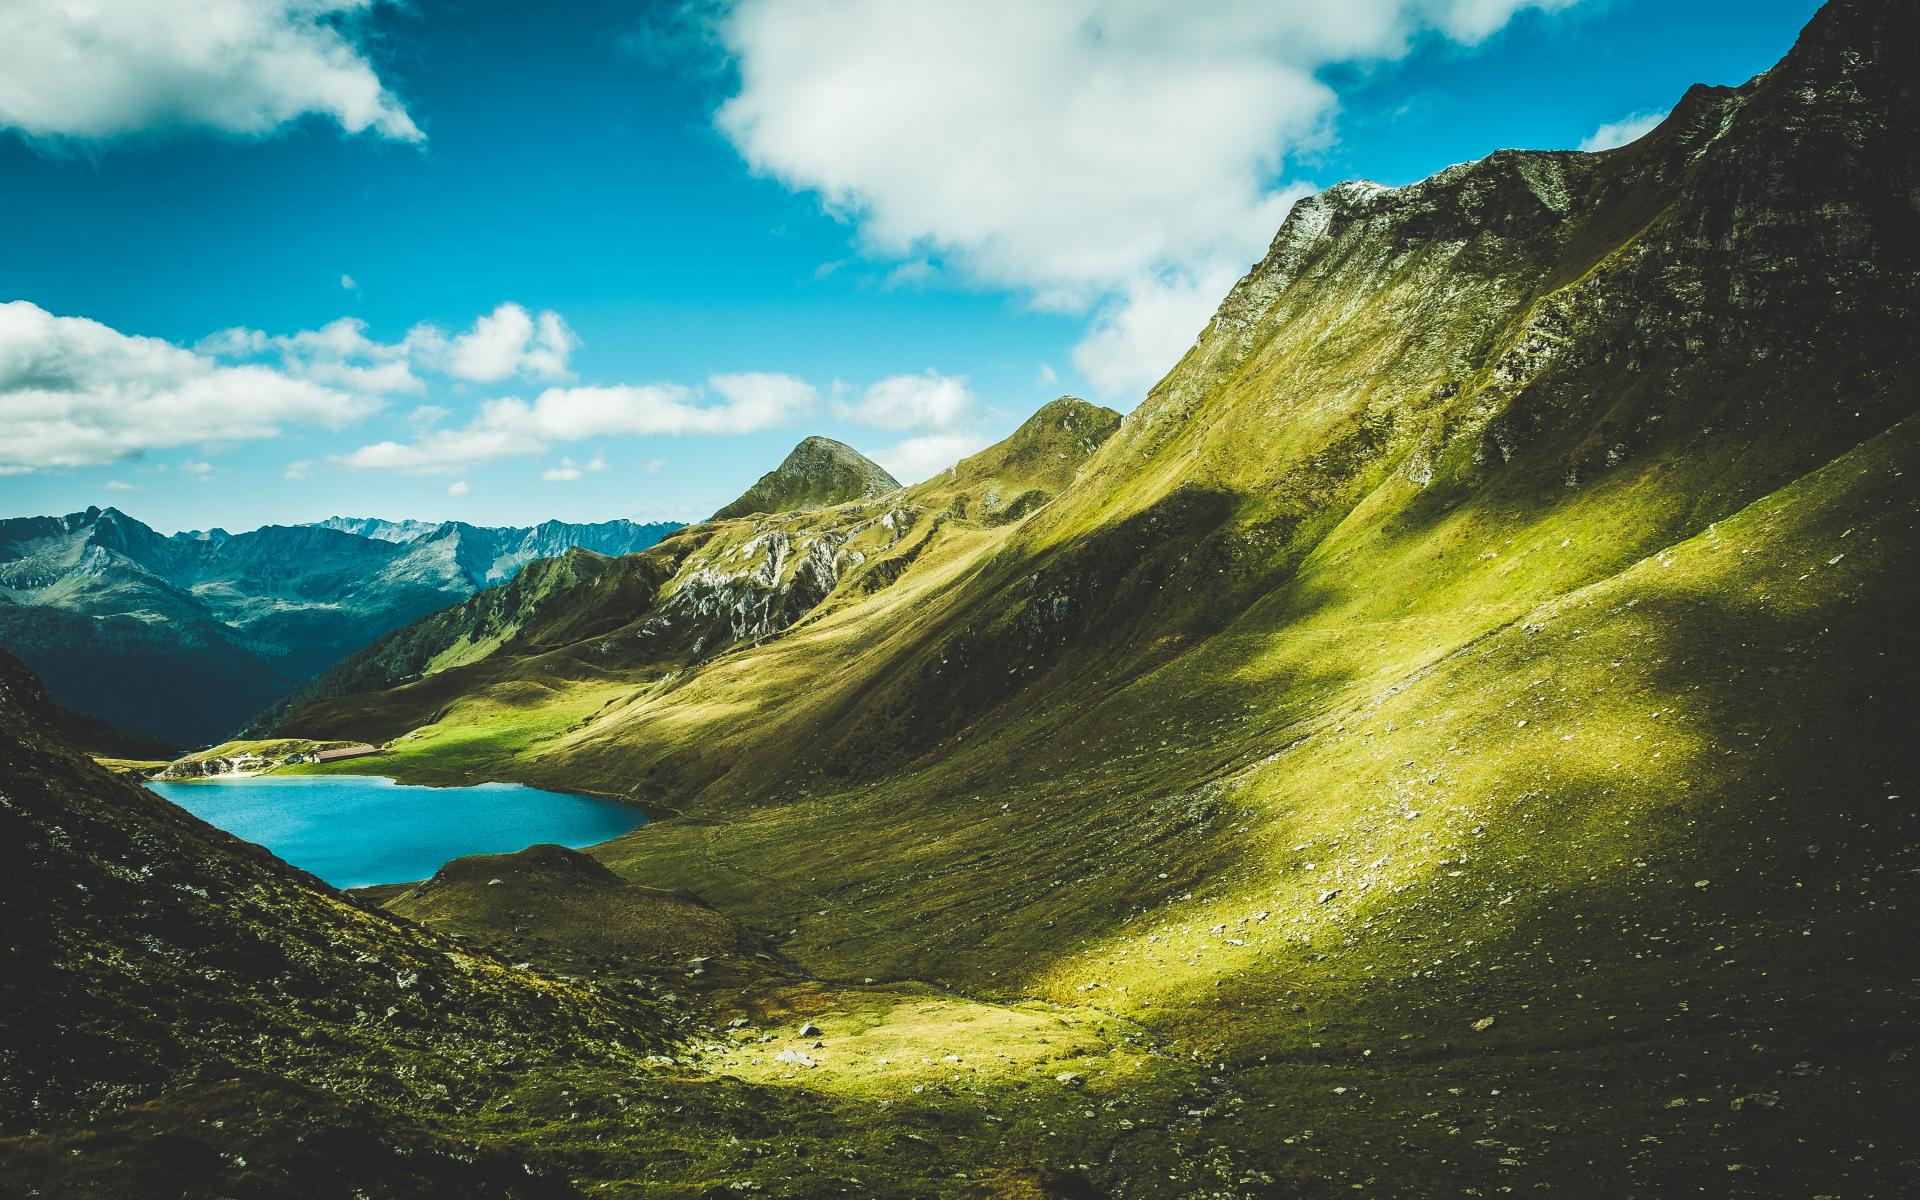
[0,0,1823,533]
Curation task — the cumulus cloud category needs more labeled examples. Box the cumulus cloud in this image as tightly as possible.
[0,0,421,142]
[0,299,380,474]
[425,304,580,384]
[540,453,606,482]
[1578,109,1667,153]
[716,0,1578,397]
[833,370,975,431]
[202,303,579,395]
[871,431,992,486]
[447,480,470,497]
[338,373,818,474]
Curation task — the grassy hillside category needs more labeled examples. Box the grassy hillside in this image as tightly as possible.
[711,435,901,521]
[101,1,1920,1194]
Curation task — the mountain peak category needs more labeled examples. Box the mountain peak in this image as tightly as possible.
[936,396,1121,505]
[710,436,900,521]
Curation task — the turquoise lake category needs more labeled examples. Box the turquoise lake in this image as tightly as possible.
[146,775,647,889]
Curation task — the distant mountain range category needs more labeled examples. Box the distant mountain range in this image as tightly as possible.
[0,508,679,745]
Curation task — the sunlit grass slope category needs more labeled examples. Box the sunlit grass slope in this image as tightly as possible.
[256,3,1919,1194]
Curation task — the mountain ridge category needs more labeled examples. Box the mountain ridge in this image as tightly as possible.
[0,507,681,743]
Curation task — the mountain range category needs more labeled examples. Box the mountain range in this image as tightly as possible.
[0,509,679,745]
[4,2,1916,1195]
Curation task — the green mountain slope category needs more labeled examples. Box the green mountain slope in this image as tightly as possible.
[264,398,1122,771]
[711,435,901,520]
[66,2,1920,1194]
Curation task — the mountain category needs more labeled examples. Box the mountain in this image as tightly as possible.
[307,515,441,543]
[306,515,683,585]
[710,435,901,520]
[0,647,690,1196]
[258,4,1920,1193]
[260,398,1122,757]
[0,509,680,745]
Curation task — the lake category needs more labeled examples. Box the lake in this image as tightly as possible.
[146,774,647,889]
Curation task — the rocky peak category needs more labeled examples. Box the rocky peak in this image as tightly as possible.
[710,436,900,521]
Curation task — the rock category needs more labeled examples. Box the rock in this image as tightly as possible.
[1471,1017,1496,1033]
[774,1048,817,1068]
[797,1021,821,1037]
[1055,1072,1084,1086]
[487,878,504,887]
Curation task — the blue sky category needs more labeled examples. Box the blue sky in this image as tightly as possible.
[0,0,1822,532]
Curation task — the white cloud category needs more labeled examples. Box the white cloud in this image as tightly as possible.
[871,431,991,486]
[337,373,817,473]
[1577,109,1666,153]
[0,300,380,474]
[103,479,138,492]
[430,303,580,384]
[201,303,579,395]
[284,460,316,480]
[341,273,359,291]
[716,0,1578,397]
[447,480,470,497]
[883,259,937,290]
[492,372,816,440]
[336,427,545,474]
[829,371,988,483]
[0,0,421,142]
[540,453,606,482]
[182,461,215,481]
[834,370,975,431]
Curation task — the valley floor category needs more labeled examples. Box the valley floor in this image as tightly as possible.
[262,419,1919,1198]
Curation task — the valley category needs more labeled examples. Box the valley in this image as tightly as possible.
[0,509,680,745]
[2,2,1916,1197]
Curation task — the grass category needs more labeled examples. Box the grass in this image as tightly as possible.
[160,28,1920,1193]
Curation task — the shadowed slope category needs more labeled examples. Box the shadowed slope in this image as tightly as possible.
[0,650,683,1195]
[239,4,1918,1192]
